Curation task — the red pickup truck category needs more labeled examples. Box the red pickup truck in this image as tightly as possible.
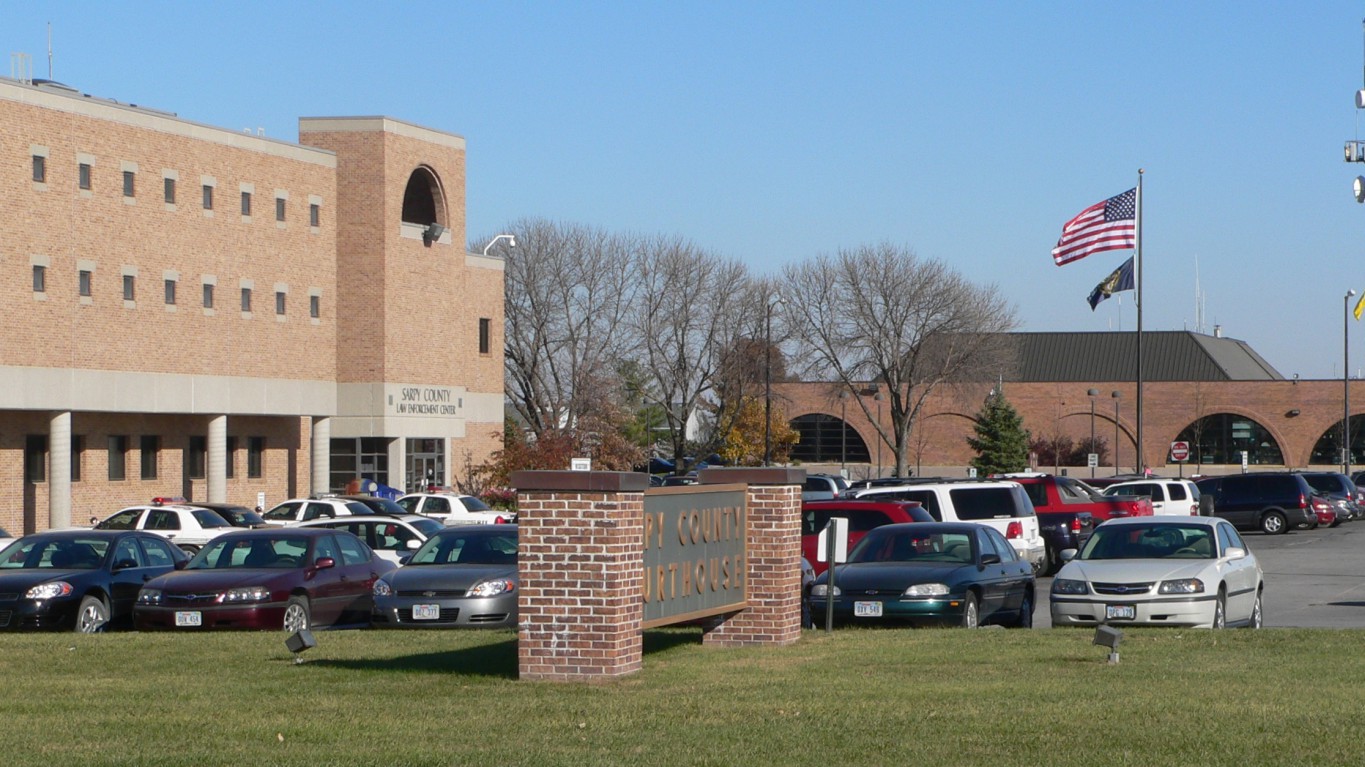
[995,473,1154,574]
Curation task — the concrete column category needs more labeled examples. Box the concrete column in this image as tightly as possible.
[388,437,406,492]
[513,471,647,681]
[48,412,72,530]
[698,467,805,648]
[207,415,227,503]
[311,416,330,495]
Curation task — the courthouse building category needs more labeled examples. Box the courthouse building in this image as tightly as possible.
[0,76,504,535]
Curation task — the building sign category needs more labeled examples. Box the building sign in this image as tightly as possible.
[641,485,748,628]
[386,385,460,417]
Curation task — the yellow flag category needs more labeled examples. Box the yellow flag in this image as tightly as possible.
[1355,293,1365,321]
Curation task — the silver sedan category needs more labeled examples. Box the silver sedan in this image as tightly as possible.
[370,525,518,629]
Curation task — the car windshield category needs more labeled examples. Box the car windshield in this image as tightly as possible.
[848,528,974,565]
[191,509,233,528]
[408,530,517,566]
[351,496,408,515]
[1080,524,1216,560]
[216,508,267,527]
[409,518,445,536]
[188,536,310,569]
[0,537,110,570]
[461,496,492,511]
[262,504,298,521]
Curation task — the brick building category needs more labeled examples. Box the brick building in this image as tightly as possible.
[1,77,503,534]
[777,331,1362,478]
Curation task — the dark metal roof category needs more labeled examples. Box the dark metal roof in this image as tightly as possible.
[1004,331,1284,382]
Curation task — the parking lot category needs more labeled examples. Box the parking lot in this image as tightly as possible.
[1034,522,1365,628]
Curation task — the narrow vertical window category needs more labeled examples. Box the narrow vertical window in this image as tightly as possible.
[275,291,286,315]
[247,436,265,479]
[240,191,251,216]
[309,203,320,227]
[479,317,491,354]
[123,170,135,197]
[71,435,83,482]
[188,436,207,480]
[32,265,46,293]
[203,283,214,309]
[140,435,160,480]
[225,435,237,479]
[164,177,176,203]
[24,435,47,483]
[309,294,320,319]
[275,197,286,221]
[123,275,136,301]
[108,435,128,481]
[32,155,46,183]
[79,270,92,297]
[78,163,92,190]
[164,279,176,305]
[202,184,214,210]
[241,287,252,312]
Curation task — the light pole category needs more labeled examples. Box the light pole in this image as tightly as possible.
[481,233,516,257]
[763,298,784,466]
[875,391,883,478]
[1087,388,1099,478]
[839,390,849,478]
[1346,290,1357,475]
[1111,391,1122,476]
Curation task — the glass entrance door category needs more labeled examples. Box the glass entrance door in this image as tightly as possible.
[406,438,445,493]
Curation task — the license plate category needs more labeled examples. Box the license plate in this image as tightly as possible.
[854,601,883,617]
[175,611,202,627]
[412,604,440,620]
[1105,604,1135,620]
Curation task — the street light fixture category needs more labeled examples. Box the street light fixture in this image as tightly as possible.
[1346,289,1357,475]
[763,296,785,467]
[1087,388,1100,478]
[1111,391,1122,476]
[859,387,883,478]
[481,233,516,257]
[839,390,849,478]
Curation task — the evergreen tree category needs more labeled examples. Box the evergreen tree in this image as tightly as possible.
[967,389,1031,476]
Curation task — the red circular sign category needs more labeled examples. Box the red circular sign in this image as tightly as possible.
[1170,441,1190,462]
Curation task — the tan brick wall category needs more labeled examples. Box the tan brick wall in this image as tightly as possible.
[701,484,802,647]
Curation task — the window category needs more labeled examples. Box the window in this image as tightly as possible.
[123,170,135,197]
[240,191,252,216]
[479,317,491,354]
[108,435,128,480]
[309,294,320,319]
[164,279,176,305]
[79,270,92,297]
[275,197,286,222]
[187,435,207,480]
[123,274,136,301]
[202,184,213,210]
[247,436,265,478]
[309,203,320,227]
[32,155,46,183]
[140,435,159,480]
[241,287,252,312]
[225,435,237,479]
[79,163,91,190]
[71,435,83,482]
[275,291,286,315]
[32,265,45,293]
[203,283,214,309]
[25,435,47,483]
[164,177,176,204]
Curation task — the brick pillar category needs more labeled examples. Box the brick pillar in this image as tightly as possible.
[697,467,804,647]
[512,471,647,682]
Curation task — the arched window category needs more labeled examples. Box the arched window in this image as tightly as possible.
[1308,415,1365,464]
[1173,413,1283,466]
[401,166,446,228]
[789,414,869,464]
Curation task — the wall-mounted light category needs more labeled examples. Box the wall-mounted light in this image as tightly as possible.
[1286,409,1301,418]
[423,223,447,245]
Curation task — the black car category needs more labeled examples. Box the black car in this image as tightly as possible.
[1295,471,1361,523]
[1194,473,1318,534]
[337,494,410,517]
[191,502,270,529]
[0,530,189,632]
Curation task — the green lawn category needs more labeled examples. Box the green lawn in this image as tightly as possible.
[1,626,1354,766]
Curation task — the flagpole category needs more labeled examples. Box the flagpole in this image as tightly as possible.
[1136,169,1144,474]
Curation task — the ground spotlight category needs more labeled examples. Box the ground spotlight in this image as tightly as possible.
[1093,624,1122,664]
[285,629,316,664]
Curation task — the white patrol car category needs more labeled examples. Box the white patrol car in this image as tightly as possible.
[260,496,374,526]
[395,493,513,526]
[93,497,235,554]
[295,514,445,564]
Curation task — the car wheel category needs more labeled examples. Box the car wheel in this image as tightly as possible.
[1246,590,1263,629]
[1013,591,1034,629]
[1329,515,1343,528]
[1043,544,1060,576]
[283,596,311,633]
[76,595,109,633]
[1211,591,1226,629]
[1260,511,1287,535]
[177,544,200,556]
[961,593,980,629]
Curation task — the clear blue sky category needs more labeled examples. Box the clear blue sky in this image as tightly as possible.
[7,2,1365,380]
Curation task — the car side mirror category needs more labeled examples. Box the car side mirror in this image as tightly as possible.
[174,559,189,570]
[406,539,421,550]
[1060,548,1078,563]
[313,556,336,571]
[113,559,139,571]
[980,553,1002,567]
[1223,546,1246,560]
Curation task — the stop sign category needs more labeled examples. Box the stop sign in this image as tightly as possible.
[1170,441,1190,462]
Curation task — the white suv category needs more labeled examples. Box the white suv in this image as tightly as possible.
[1102,478,1201,516]
[260,496,374,526]
[847,479,1047,573]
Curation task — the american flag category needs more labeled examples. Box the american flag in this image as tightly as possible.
[1051,188,1136,266]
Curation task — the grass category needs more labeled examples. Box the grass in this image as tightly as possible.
[1,625,1358,766]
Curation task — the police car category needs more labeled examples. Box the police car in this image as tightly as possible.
[259,495,374,526]
[92,497,236,555]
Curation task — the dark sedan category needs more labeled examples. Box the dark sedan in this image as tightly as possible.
[807,522,1035,628]
[371,525,518,628]
[0,530,188,633]
[135,528,394,632]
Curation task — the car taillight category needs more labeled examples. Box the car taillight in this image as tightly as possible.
[1070,517,1082,533]
[1299,493,1308,509]
[1006,521,1022,539]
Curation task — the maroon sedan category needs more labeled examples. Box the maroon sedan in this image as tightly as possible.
[134,528,394,632]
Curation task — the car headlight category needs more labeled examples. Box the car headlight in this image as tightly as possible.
[218,587,271,603]
[137,589,163,606]
[25,581,73,600]
[1051,578,1090,596]
[809,584,841,597]
[903,583,950,597]
[1158,578,1205,595]
[372,579,392,597]
[468,579,515,598]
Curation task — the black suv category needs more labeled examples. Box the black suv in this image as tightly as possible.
[1194,473,1317,534]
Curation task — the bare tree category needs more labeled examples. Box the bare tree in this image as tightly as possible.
[781,243,1017,477]
[496,218,640,438]
[628,235,756,469]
